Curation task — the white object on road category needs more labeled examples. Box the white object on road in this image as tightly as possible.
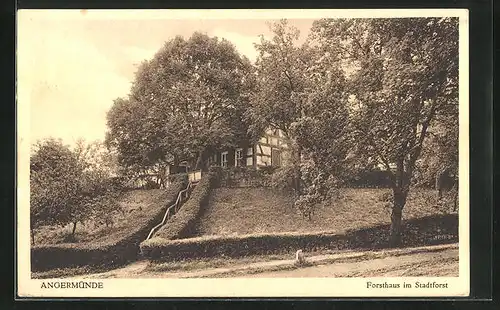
[295,249,306,264]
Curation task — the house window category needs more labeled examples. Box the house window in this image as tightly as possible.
[258,155,270,166]
[235,148,243,167]
[208,153,217,166]
[221,151,228,168]
[271,148,281,167]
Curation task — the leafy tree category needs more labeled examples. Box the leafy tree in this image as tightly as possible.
[106,33,254,179]
[30,139,84,243]
[30,139,122,244]
[73,140,123,228]
[250,20,352,218]
[248,20,312,193]
[311,17,459,246]
[415,101,459,211]
[415,101,458,188]
[74,139,119,177]
[293,36,351,211]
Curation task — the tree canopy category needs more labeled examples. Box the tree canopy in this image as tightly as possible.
[249,20,352,213]
[106,32,255,179]
[30,139,84,232]
[310,17,459,245]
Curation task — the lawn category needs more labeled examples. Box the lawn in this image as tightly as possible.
[194,187,454,237]
[33,189,173,246]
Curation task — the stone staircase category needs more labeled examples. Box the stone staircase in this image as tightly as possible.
[145,175,200,240]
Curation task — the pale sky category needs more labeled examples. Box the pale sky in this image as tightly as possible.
[17,10,316,146]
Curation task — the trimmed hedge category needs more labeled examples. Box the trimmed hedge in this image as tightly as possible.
[141,214,458,262]
[149,168,221,240]
[31,179,187,272]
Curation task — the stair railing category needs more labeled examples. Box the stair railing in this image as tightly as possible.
[145,180,195,240]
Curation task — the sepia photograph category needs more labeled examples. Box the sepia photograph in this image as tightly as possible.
[17,9,469,297]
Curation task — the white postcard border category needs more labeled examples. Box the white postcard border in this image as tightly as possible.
[16,8,470,298]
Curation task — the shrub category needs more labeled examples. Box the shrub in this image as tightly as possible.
[143,179,161,189]
[168,173,189,184]
[151,168,220,240]
[31,180,186,272]
[259,166,277,175]
[270,164,296,192]
[344,169,395,188]
[217,167,270,188]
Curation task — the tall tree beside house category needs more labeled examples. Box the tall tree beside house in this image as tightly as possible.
[291,30,353,218]
[105,96,172,184]
[106,33,255,178]
[250,20,352,218]
[248,19,312,193]
[311,17,459,246]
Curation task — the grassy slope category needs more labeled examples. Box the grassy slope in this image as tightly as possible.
[32,187,455,278]
[34,189,169,245]
[195,187,451,237]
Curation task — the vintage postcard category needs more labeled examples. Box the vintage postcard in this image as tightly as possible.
[17,8,469,298]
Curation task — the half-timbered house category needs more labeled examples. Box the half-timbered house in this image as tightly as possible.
[208,128,289,169]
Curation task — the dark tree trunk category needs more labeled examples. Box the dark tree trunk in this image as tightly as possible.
[31,229,35,245]
[390,188,409,247]
[390,159,410,247]
[71,221,77,236]
[390,195,403,247]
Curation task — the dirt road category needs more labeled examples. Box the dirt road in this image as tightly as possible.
[74,244,458,279]
[241,247,458,278]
